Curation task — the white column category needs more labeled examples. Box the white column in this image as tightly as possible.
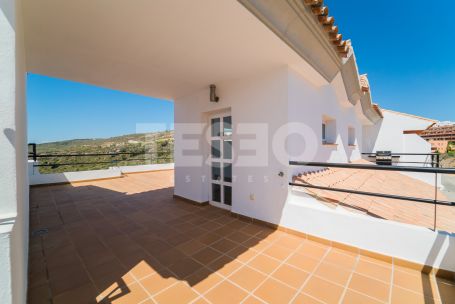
[0,0,28,303]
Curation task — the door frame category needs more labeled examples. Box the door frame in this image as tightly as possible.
[208,111,232,210]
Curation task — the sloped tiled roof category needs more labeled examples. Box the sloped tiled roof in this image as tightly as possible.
[303,0,349,58]
[359,74,370,92]
[303,1,385,122]
[420,124,455,140]
[292,160,454,233]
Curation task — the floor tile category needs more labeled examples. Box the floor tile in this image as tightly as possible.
[154,282,199,304]
[167,257,202,279]
[292,293,324,304]
[302,276,344,304]
[210,238,238,253]
[97,282,149,304]
[53,284,98,304]
[254,278,297,304]
[177,240,206,256]
[296,241,329,260]
[248,254,281,274]
[192,247,221,265]
[225,231,251,243]
[242,295,266,304]
[348,273,390,302]
[139,272,178,296]
[272,264,309,289]
[314,262,352,286]
[354,259,391,283]
[228,266,267,291]
[186,267,224,294]
[207,255,243,277]
[323,249,357,270]
[286,253,320,273]
[390,285,440,304]
[275,235,303,250]
[342,289,383,304]
[436,278,455,303]
[263,245,294,260]
[129,260,156,280]
[204,280,248,304]
[393,269,434,296]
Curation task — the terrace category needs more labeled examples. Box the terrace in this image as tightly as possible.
[28,170,455,304]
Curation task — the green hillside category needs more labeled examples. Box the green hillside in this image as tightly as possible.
[30,131,174,173]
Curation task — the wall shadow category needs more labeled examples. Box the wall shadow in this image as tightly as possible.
[27,178,276,303]
[422,231,455,303]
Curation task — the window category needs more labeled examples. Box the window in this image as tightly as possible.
[348,127,356,146]
[322,115,336,144]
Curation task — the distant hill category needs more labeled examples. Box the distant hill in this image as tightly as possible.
[32,131,174,173]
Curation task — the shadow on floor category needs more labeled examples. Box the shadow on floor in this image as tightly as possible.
[27,176,276,304]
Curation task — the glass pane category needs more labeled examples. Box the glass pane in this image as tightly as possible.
[223,140,232,159]
[212,184,221,203]
[224,163,232,183]
[224,186,232,206]
[211,140,221,158]
[211,118,221,137]
[212,162,221,181]
[223,116,232,136]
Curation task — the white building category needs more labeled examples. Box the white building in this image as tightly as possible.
[0,1,453,303]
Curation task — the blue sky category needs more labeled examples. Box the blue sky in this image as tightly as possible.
[28,1,454,142]
[325,0,455,121]
[27,74,174,143]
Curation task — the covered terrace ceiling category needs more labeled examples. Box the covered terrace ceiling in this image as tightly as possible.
[23,0,327,100]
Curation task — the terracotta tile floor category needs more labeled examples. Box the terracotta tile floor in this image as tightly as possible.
[28,171,454,304]
[293,160,455,233]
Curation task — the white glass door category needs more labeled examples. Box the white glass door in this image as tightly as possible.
[209,113,232,209]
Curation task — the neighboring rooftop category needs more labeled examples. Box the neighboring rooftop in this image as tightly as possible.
[293,160,455,233]
[420,124,455,141]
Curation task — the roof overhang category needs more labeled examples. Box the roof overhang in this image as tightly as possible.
[238,0,342,82]
[23,0,326,100]
[239,0,383,123]
[23,0,384,123]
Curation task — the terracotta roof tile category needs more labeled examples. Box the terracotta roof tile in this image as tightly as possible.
[303,0,348,58]
[293,160,454,233]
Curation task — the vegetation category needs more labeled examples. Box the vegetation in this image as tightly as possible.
[30,131,174,174]
[441,141,455,168]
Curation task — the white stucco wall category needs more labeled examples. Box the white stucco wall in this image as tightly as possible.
[287,69,368,177]
[174,67,290,224]
[363,109,434,162]
[28,162,174,185]
[174,66,371,225]
[283,190,455,272]
[362,110,437,186]
[0,0,28,303]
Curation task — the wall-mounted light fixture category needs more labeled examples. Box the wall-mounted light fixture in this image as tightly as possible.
[210,84,219,102]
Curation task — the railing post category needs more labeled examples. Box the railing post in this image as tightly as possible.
[434,172,438,231]
[30,143,37,162]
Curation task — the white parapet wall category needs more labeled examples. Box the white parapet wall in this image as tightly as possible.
[281,188,455,272]
[117,163,174,174]
[28,161,174,185]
